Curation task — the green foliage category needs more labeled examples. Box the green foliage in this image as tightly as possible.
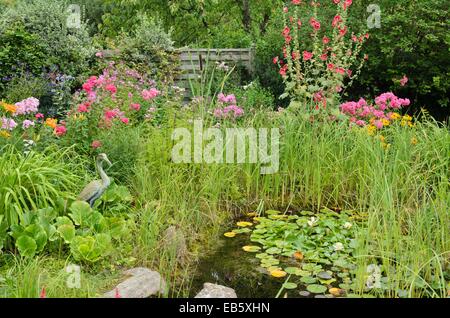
[0,25,47,93]
[232,81,275,111]
[100,14,179,84]
[2,73,49,104]
[0,0,96,114]
[350,0,450,114]
[0,145,85,230]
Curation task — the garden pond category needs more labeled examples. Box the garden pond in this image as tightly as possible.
[191,208,374,298]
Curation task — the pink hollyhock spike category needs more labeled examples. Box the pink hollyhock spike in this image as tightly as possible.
[40,287,46,298]
[115,288,121,298]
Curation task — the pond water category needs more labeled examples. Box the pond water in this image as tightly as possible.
[190,231,288,298]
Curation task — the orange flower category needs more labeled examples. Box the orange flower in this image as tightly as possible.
[45,118,58,129]
[1,101,17,114]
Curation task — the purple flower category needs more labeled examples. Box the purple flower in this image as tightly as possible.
[1,117,17,130]
[14,97,39,116]
[22,120,35,129]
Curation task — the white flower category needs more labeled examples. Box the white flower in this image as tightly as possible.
[343,222,353,229]
[307,217,318,227]
[333,242,344,251]
[23,139,35,147]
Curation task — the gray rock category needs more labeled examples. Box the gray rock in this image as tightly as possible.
[103,267,166,298]
[195,283,237,298]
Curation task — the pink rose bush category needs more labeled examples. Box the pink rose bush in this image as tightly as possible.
[275,0,369,111]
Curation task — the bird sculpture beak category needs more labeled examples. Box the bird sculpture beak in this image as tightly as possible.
[105,158,112,167]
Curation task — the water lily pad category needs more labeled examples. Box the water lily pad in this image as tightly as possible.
[224,232,236,238]
[266,247,282,255]
[299,291,311,297]
[300,276,317,284]
[307,284,327,294]
[237,221,253,227]
[283,282,298,290]
[266,210,281,215]
[297,270,312,277]
[269,215,288,220]
[234,228,252,234]
[303,263,322,272]
[284,267,302,275]
[270,270,287,278]
[242,245,261,252]
[246,212,257,217]
[317,271,333,280]
[255,253,269,259]
[319,278,336,285]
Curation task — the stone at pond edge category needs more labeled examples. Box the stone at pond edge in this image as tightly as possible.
[195,283,237,298]
[103,267,166,298]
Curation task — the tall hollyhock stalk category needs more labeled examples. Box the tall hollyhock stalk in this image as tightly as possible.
[276,0,368,112]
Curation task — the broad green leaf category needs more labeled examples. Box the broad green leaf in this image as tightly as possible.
[16,236,37,258]
[306,284,327,294]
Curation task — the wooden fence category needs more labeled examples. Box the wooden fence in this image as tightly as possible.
[175,47,255,97]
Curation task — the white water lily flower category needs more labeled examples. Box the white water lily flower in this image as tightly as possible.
[343,222,353,229]
[307,217,318,227]
[333,242,344,251]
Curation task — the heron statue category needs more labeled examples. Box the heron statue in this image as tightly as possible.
[78,153,112,207]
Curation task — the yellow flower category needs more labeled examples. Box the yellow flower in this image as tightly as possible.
[45,118,58,129]
[270,270,287,278]
[236,221,253,227]
[411,137,418,145]
[73,114,86,121]
[367,125,376,136]
[382,119,390,126]
[0,130,11,138]
[1,101,17,114]
[403,115,413,121]
[379,135,386,143]
[224,232,236,238]
[390,113,401,120]
[381,142,391,150]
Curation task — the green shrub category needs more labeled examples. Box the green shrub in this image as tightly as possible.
[2,73,49,104]
[0,0,96,114]
[100,14,179,84]
[348,0,449,118]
